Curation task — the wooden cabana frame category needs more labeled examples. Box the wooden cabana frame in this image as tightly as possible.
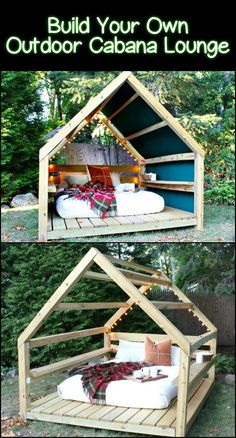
[39,71,205,241]
[18,248,217,437]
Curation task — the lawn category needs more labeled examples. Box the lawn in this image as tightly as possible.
[1,204,235,242]
[1,375,235,437]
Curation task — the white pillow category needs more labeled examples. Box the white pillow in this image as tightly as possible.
[171,345,181,366]
[115,183,135,192]
[59,171,89,185]
[111,172,121,186]
[115,340,145,362]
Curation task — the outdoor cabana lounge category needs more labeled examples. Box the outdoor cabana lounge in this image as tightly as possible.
[39,71,205,241]
[18,247,217,437]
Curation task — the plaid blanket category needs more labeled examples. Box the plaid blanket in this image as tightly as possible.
[69,361,144,404]
[55,181,117,219]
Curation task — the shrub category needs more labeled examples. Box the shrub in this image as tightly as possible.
[205,180,235,205]
[215,354,235,374]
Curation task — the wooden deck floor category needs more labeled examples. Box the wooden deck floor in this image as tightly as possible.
[47,206,197,240]
[27,378,214,436]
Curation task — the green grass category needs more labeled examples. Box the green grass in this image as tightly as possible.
[1,204,235,242]
[1,375,235,437]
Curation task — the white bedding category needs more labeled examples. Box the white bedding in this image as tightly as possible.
[55,190,165,219]
[57,360,178,409]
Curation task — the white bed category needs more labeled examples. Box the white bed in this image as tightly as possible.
[57,360,178,409]
[55,190,165,219]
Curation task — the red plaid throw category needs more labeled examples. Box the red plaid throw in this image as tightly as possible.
[69,361,144,404]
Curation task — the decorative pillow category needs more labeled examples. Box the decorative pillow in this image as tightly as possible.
[87,165,113,186]
[111,172,121,187]
[171,345,181,366]
[59,171,89,185]
[115,340,145,362]
[145,337,172,366]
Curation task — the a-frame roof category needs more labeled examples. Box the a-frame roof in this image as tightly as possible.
[18,247,216,357]
[40,72,205,162]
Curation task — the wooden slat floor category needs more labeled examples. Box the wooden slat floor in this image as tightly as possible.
[26,378,214,437]
[47,206,197,239]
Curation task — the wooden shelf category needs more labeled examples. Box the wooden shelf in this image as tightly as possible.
[140,180,194,192]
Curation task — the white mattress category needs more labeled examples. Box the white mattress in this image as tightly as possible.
[57,361,178,409]
[55,190,165,219]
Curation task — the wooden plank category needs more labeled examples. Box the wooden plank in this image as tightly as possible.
[106,254,161,275]
[18,342,30,419]
[125,121,167,141]
[29,327,107,348]
[89,405,116,420]
[208,338,217,380]
[194,154,204,230]
[77,218,94,229]
[102,217,120,226]
[89,217,108,227]
[84,269,171,287]
[52,212,66,231]
[126,215,145,223]
[140,181,194,192]
[185,379,214,432]
[65,402,93,417]
[30,395,62,413]
[38,156,49,241]
[151,301,193,310]
[106,93,139,121]
[190,331,217,353]
[172,356,216,387]
[128,408,154,424]
[18,247,98,345]
[127,74,205,158]
[115,407,140,423]
[79,404,103,418]
[175,350,190,437]
[56,165,140,173]
[65,218,80,230]
[26,411,175,436]
[40,71,132,160]
[94,250,191,355]
[41,399,75,415]
[113,216,134,225]
[48,217,198,240]
[110,332,202,344]
[142,405,172,426]
[55,302,129,311]
[29,347,112,379]
[53,401,83,416]
[101,406,128,421]
[30,392,58,408]
[143,153,195,164]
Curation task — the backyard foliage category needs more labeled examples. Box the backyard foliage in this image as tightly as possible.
[1,243,234,368]
[1,71,235,203]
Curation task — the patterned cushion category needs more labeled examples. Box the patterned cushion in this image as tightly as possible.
[87,165,113,186]
[145,337,172,366]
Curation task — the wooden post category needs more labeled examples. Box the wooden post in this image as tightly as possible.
[18,341,30,419]
[208,337,217,380]
[194,154,204,230]
[176,350,190,437]
[104,328,111,361]
[38,154,49,241]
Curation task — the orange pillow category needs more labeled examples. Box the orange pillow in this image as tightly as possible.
[145,337,172,366]
[87,165,113,187]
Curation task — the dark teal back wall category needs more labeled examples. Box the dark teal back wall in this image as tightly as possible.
[147,162,194,181]
[132,126,191,158]
[148,188,194,212]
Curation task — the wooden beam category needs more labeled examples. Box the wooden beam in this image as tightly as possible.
[175,350,190,437]
[151,301,193,310]
[105,93,139,121]
[143,153,195,164]
[83,270,171,286]
[125,121,167,141]
[208,338,217,380]
[18,342,30,419]
[18,247,98,346]
[191,331,217,353]
[106,254,161,275]
[194,154,204,230]
[29,347,112,379]
[29,327,108,348]
[38,156,49,241]
[56,165,140,173]
[94,250,190,355]
[55,302,129,311]
[127,74,205,158]
[110,332,203,344]
[40,71,132,160]
[140,181,194,192]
